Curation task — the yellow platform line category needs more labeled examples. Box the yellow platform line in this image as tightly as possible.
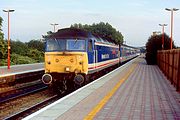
[84,63,137,120]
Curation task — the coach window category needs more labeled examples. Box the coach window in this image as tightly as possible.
[88,40,93,51]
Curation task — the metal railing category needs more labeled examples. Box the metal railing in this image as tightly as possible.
[157,49,180,92]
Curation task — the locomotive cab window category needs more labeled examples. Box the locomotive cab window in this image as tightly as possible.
[46,39,66,52]
[45,39,86,52]
[67,39,86,51]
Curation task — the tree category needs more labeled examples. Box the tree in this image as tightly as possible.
[0,16,7,59]
[1,39,44,65]
[26,39,44,51]
[145,33,175,65]
[11,40,29,56]
[0,17,3,40]
[25,40,44,62]
[11,53,37,65]
[27,49,44,62]
[0,40,6,59]
[70,22,124,45]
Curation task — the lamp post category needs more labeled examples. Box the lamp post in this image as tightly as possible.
[159,24,167,49]
[3,9,15,69]
[50,23,58,33]
[165,8,179,49]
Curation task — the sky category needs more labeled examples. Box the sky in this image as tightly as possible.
[0,0,180,47]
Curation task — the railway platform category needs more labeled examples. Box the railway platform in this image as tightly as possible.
[0,63,44,84]
[0,63,44,77]
[24,57,180,120]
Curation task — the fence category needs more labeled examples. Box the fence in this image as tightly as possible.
[157,49,180,92]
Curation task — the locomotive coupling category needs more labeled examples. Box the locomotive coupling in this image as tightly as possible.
[42,74,52,84]
[74,74,84,85]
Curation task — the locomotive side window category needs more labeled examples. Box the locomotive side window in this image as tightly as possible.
[88,40,93,51]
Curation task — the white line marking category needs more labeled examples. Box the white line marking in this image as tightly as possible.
[0,63,44,68]
[0,69,44,78]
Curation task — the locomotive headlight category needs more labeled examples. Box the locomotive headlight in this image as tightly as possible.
[78,55,83,61]
[47,61,51,64]
[45,69,50,73]
[65,67,70,72]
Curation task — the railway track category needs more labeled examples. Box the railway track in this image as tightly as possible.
[0,79,72,119]
[4,95,60,120]
[0,81,47,104]
[0,80,53,119]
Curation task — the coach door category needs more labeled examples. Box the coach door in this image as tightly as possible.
[88,39,96,72]
[94,42,97,71]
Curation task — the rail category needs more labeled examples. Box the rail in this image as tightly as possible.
[157,49,180,92]
[4,95,59,120]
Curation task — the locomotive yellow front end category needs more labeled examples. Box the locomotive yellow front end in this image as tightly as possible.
[45,52,88,74]
[42,37,88,92]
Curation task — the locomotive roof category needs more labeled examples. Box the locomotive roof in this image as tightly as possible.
[46,28,117,45]
[46,28,90,39]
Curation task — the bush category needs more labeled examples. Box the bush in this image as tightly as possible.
[145,33,173,65]
[26,40,44,51]
[0,59,7,66]
[27,49,44,62]
[11,40,29,56]
[11,53,37,65]
[145,52,156,65]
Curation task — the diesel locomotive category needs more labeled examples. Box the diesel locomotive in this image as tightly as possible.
[42,28,138,93]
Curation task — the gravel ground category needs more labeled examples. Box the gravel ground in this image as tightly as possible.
[0,89,54,119]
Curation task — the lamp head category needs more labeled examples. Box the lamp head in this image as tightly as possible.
[3,9,15,12]
[173,8,179,11]
[165,8,171,11]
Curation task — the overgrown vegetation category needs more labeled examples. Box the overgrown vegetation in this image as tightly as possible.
[145,33,176,65]
[0,17,6,60]
[0,40,44,66]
